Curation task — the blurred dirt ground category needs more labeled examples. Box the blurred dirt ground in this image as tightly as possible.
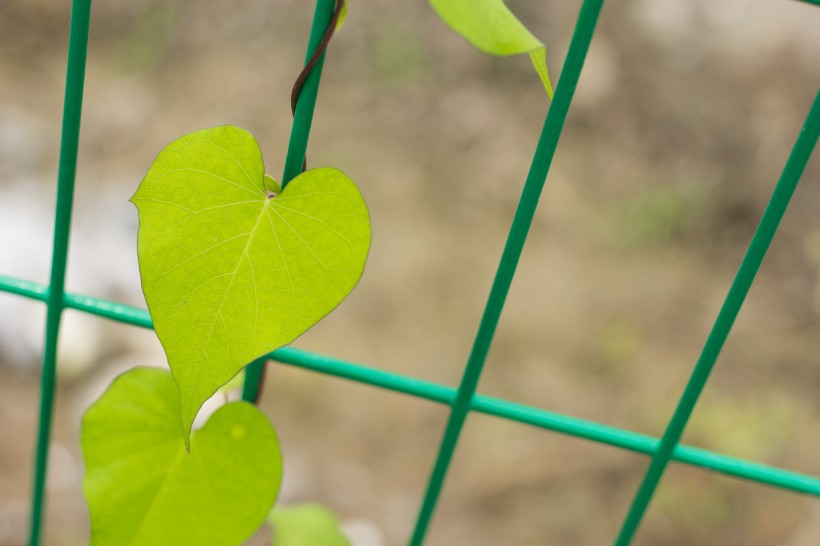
[1,0,819,545]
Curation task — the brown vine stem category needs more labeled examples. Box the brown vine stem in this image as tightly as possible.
[290,0,346,173]
[250,0,345,405]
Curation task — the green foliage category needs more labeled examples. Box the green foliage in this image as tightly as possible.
[83,123,370,543]
[78,3,563,543]
[372,25,429,86]
[337,0,349,30]
[686,392,796,461]
[131,126,371,444]
[82,368,282,546]
[598,318,644,369]
[428,0,554,97]
[269,504,351,546]
[616,187,695,247]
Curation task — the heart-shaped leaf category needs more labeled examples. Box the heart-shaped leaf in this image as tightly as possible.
[428,0,554,98]
[82,367,282,546]
[131,126,371,443]
[269,504,351,546]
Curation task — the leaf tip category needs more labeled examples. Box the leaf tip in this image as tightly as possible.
[529,49,554,100]
[182,413,194,452]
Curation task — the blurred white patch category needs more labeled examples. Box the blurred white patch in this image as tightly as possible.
[384,492,418,537]
[634,0,696,43]
[0,180,51,282]
[192,388,227,430]
[277,449,315,502]
[0,106,47,176]
[0,499,26,542]
[572,38,618,110]
[57,311,104,380]
[341,519,384,546]
[0,177,143,376]
[0,180,52,369]
[72,356,166,421]
[700,0,751,28]
[45,442,79,492]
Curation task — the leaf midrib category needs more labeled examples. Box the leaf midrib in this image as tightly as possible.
[188,197,272,412]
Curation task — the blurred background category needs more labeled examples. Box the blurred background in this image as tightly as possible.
[1,0,819,544]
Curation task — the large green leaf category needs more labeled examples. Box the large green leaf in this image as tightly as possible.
[82,367,282,546]
[131,126,371,444]
[269,504,351,546]
[428,0,554,98]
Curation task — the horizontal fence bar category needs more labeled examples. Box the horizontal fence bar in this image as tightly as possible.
[0,277,48,302]
[2,273,819,497]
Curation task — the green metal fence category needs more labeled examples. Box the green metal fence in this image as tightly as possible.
[1,0,819,544]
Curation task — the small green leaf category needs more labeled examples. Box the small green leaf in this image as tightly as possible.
[428,0,554,98]
[337,1,349,31]
[264,174,282,195]
[269,504,351,546]
[131,126,371,444]
[82,367,282,546]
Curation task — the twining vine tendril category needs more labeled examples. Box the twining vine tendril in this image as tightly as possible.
[290,0,346,173]
[252,0,346,405]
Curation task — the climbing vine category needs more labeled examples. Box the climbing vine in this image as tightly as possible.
[80,1,551,544]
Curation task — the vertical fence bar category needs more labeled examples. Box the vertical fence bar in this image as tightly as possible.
[280,0,336,188]
[613,88,820,546]
[242,0,336,402]
[28,0,93,544]
[407,2,605,544]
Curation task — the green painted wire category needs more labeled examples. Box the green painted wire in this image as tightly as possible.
[27,0,92,544]
[408,1,605,544]
[4,0,815,541]
[282,0,336,188]
[613,88,820,546]
[3,273,820,496]
[242,0,337,403]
